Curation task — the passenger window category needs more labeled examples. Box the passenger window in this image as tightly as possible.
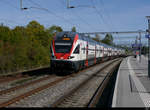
[83,47,85,54]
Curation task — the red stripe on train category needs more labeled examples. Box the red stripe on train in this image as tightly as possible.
[52,40,56,56]
[69,34,78,56]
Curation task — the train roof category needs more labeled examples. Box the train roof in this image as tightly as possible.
[55,31,76,38]
[56,31,124,51]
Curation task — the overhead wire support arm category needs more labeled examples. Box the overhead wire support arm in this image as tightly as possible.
[20,0,22,9]
[67,0,94,9]
[67,0,69,8]
[66,0,99,31]
[67,0,75,9]
[81,30,146,35]
[20,0,28,10]
[20,0,50,11]
[20,0,82,30]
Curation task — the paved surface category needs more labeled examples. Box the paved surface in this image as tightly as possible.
[112,55,150,107]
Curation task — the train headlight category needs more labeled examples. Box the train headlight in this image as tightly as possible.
[51,55,56,59]
[68,56,74,59]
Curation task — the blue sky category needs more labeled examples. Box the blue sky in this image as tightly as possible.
[0,0,149,45]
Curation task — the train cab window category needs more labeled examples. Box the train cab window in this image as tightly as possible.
[84,36,87,41]
[54,32,75,53]
[80,34,84,41]
[78,34,82,40]
[73,45,80,54]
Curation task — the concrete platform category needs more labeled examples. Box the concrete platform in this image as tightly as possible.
[112,55,150,107]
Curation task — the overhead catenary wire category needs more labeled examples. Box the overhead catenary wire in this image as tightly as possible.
[0,18,23,28]
[57,0,85,31]
[58,0,66,7]
[90,0,112,32]
[58,0,100,32]
[0,0,19,10]
[0,0,26,27]
[20,0,56,27]
[98,0,115,31]
[96,0,135,46]
[28,0,75,24]
[27,0,83,31]
[0,0,44,27]
[91,0,134,46]
[70,9,99,32]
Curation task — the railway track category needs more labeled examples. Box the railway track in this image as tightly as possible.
[51,58,122,107]
[87,60,121,107]
[0,75,69,107]
[0,74,29,84]
[0,69,85,107]
[0,75,56,96]
[0,66,50,84]
[0,62,102,99]
[0,58,122,107]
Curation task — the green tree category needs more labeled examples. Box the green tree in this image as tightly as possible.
[0,25,12,42]
[71,26,76,32]
[101,34,114,45]
[0,20,64,74]
[26,20,51,47]
[47,25,63,35]
[92,34,101,42]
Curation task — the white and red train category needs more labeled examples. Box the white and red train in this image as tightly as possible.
[50,31,125,72]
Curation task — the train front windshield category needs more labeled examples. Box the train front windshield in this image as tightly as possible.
[54,32,75,53]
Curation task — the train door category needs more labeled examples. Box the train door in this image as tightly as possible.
[85,41,88,67]
[94,45,96,64]
[102,46,104,61]
[80,35,85,62]
[79,41,82,61]
[79,42,81,61]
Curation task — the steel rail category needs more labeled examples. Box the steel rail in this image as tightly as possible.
[0,66,49,77]
[0,74,29,84]
[0,63,98,107]
[0,75,71,108]
[87,59,122,107]
[50,58,121,107]
[0,58,121,107]
[0,66,50,84]
[0,75,56,96]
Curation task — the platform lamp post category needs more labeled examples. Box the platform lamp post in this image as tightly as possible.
[138,30,142,63]
[146,16,150,78]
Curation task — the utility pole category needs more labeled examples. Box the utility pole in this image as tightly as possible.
[67,0,75,8]
[139,31,142,63]
[67,0,69,8]
[20,0,28,10]
[146,16,150,78]
[135,36,137,49]
[20,0,22,10]
[135,36,138,58]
